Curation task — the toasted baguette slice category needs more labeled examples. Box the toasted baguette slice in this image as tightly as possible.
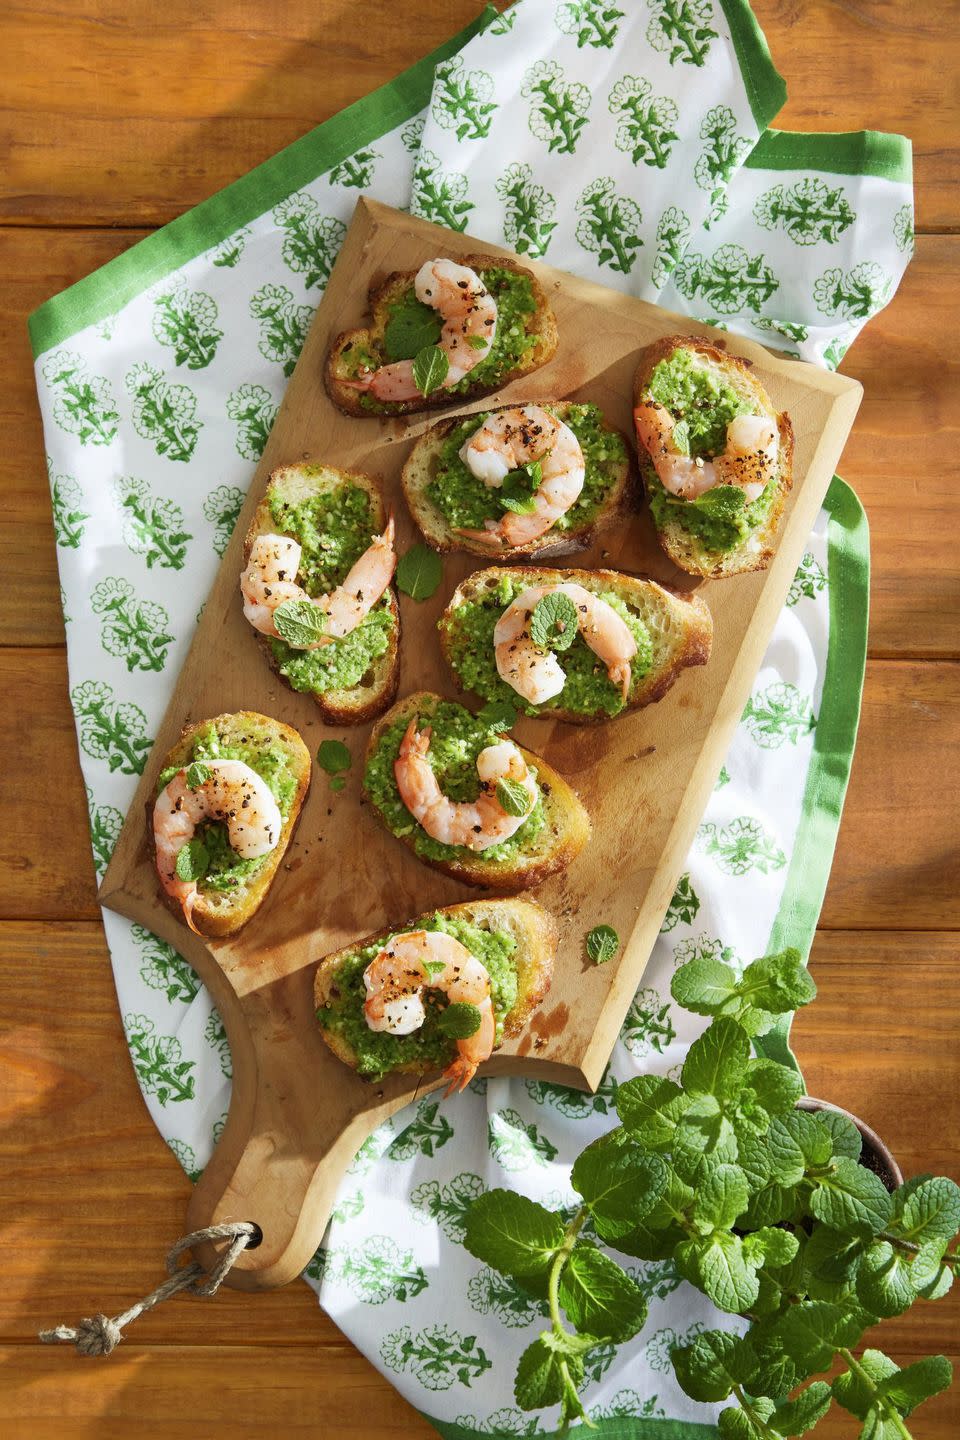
[401,402,632,560]
[634,334,794,579]
[153,710,311,938]
[325,254,558,419]
[440,567,713,724]
[243,462,400,725]
[363,690,591,890]
[314,897,557,1081]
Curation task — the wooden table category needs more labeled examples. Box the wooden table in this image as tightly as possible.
[1,2,957,1435]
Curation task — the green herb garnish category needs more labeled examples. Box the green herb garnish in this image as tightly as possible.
[395,543,443,601]
[175,838,209,883]
[496,776,533,818]
[412,344,450,397]
[274,598,327,648]
[316,740,352,775]
[585,924,619,965]
[530,591,579,653]
[438,1001,482,1039]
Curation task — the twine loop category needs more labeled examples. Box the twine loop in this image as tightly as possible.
[39,1221,259,1356]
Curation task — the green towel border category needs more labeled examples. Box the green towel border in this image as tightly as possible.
[420,475,870,1440]
[747,128,913,182]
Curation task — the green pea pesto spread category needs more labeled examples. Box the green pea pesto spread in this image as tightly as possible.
[644,349,778,555]
[346,268,539,412]
[318,911,517,1080]
[440,575,654,719]
[265,476,394,695]
[427,403,627,535]
[155,722,299,894]
[364,699,546,865]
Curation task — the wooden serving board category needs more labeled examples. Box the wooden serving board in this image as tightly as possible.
[100,198,862,1291]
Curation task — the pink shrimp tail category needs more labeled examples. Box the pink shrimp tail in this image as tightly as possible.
[610,661,632,702]
[398,717,431,760]
[453,524,505,547]
[441,1054,478,1096]
[181,887,203,936]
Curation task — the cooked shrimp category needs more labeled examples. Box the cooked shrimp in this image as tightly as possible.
[240,519,395,647]
[363,929,495,1092]
[394,718,537,852]
[154,760,281,932]
[634,401,779,505]
[453,405,586,549]
[342,259,498,403]
[494,582,637,705]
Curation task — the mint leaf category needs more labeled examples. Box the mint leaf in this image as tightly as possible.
[498,461,542,516]
[741,1059,804,1118]
[742,1226,800,1270]
[809,1156,892,1236]
[763,1117,809,1184]
[438,1001,482,1040]
[514,1335,575,1408]
[803,1223,869,1296]
[558,1241,648,1342]
[422,957,447,981]
[585,924,619,966]
[572,1135,667,1237]
[778,1110,834,1169]
[739,948,816,1012]
[412,343,449,397]
[496,776,532,818]
[466,333,489,351]
[476,698,517,733]
[463,1190,565,1280]
[529,591,579,653]
[395,542,443,601]
[316,739,351,775]
[329,776,346,792]
[770,1381,833,1436]
[671,957,739,1013]
[672,418,691,455]
[774,1299,864,1373]
[895,1175,960,1245]
[817,1109,863,1161]
[383,294,443,362]
[617,1075,690,1150]
[718,1403,774,1440]
[274,597,327,648]
[682,1017,750,1100]
[880,1354,953,1414]
[855,1240,917,1317]
[175,838,209,883]
[678,1231,760,1313]
[691,1163,750,1233]
[185,761,211,789]
[672,1328,756,1402]
[832,1348,899,1419]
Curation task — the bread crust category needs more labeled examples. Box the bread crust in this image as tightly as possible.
[363,690,591,890]
[313,897,558,1079]
[633,334,794,579]
[324,253,559,418]
[439,566,713,725]
[243,463,401,724]
[400,402,633,561]
[152,710,311,938]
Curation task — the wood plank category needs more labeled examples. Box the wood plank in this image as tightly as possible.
[820,660,960,929]
[4,227,957,657]
[4,649,957,929]
[837,237,960,659]
[1,1,955,230]
[0,1346,438,1439]
[0,927,955,1388]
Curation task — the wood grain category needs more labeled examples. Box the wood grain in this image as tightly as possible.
[5,228,957,659]
[3,1,956,230]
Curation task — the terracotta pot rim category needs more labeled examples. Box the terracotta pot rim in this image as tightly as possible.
[798,1094,903,1189]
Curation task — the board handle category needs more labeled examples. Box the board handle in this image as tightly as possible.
[184,961,440,1291]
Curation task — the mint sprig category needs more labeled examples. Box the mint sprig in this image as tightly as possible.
[459,945,960,1436]
[496,776,532,818]
[530,590,578,653]
[412,343,449,397]
[274,597,327,648]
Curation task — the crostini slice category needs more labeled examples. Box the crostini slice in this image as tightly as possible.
[152,710,311,938]
[633,334,794,579]
[439,566,713,724]
[401,400,631,560]
[363,690,591,891]
[242,462,400,725]
[315,898,557,1084]
[325,254,558,418]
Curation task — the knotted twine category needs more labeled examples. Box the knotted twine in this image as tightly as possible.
[38,1221,258,1356]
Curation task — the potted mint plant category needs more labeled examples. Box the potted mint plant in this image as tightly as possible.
[465,948,957,1435]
